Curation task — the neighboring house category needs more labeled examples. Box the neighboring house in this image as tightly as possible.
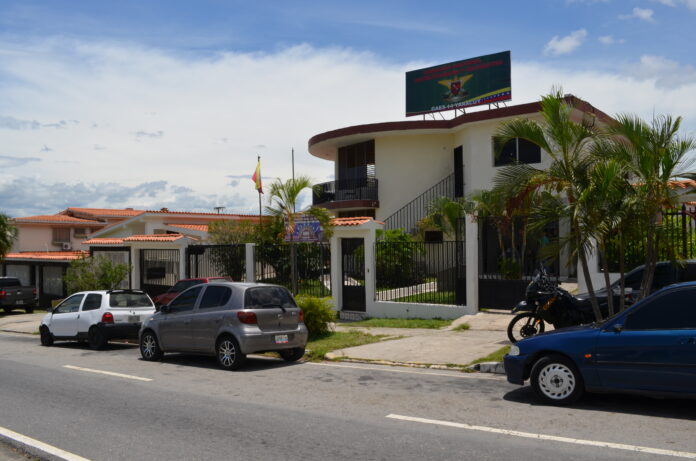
[2,207,260,306]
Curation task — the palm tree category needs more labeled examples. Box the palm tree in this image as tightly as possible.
[607,114,696,300]
[0,214,17,262]
[493,88,604,321]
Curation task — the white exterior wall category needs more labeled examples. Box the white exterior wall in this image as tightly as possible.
[373,134,453,221]
[12,225,96,252]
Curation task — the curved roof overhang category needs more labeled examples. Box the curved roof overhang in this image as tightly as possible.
[308,97,612,161]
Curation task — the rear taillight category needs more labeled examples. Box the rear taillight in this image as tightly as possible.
[236,311,257,325]
[0,290,5,298]
[101,312,114,324]
[298,310,304,323]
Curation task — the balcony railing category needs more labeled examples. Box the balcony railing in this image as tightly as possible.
[313,177,378,206]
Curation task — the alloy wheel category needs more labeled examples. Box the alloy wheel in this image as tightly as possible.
[537,363,576,400]
[218,340,236,368]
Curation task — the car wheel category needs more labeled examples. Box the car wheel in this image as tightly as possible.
[25,306,34,314]
[530,354,584,406]
[279,348,305,362]
[39,326,53,347]
[88,326,107,350]
[216,336,246,370]
[3,307,11,314]
[507,313,545,343]
[140,331,163,361]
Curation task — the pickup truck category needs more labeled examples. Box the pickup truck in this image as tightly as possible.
[0,277,37,313]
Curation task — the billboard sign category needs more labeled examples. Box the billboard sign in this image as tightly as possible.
[405,51,511,117]
[284,215,323,243]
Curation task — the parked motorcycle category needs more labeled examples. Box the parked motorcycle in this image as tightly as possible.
[506,267,602,343]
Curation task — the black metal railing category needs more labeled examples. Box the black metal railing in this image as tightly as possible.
[186,245,247,281]
[374,241,465,306]
[384,174,455,234]
[312,177,378,206]
[255,242,331,297]
[140,249,180,298]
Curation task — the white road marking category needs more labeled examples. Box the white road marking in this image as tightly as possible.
[386,414,696,459]
[305,362,503,380]
[0,425,91,461]
[63,365,152,382]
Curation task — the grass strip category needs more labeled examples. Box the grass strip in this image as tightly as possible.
[341,318,452,329]
[305,330,386,361]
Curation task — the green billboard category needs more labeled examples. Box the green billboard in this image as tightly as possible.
[405,51,511,117]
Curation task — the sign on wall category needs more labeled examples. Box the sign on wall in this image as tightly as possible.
[405,51,511,117]
[284,215,324,243]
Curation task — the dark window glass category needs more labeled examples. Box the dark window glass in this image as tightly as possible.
[680,264,696,282]
[517,139,541,164]
[55,294,84,314]
[624,288,696,330]
[109,293,154,308]
[652,264,676,290]
[493,137,541,166]
[338,140,375,180]
[82,294,102,311]
[623,270,643,291]
[169,287,202,313]
[245,287,297,310]
[199,286,232,310]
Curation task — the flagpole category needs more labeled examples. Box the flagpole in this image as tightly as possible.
[257,155,262,230]
[291,147,295,214]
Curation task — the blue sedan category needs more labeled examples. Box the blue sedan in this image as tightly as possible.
[504,281,696,405]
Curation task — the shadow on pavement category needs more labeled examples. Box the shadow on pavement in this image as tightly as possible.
[49,341,138,352]
[503,386,696,421]
[142,352,301,373]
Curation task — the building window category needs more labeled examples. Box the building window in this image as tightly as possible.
[73,227,91,238]
[493,137,541,167]
[338,140,375,180]
[52,228,71,243]
[338,209,376,219]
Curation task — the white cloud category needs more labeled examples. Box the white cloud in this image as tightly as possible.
[544,29,587,56]
[654,0,696,9]
[598,35,625,45]
[626,54,696,88]
[620,7,655,21]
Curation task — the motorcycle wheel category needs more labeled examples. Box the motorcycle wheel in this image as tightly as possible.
[507,312,545,343]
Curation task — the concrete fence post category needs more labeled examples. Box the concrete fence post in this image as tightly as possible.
[245,243,256,283]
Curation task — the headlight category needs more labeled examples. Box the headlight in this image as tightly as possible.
[508,345,520,356]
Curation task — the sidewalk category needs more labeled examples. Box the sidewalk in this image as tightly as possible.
[0,312,45,335]
[328,310,513,368]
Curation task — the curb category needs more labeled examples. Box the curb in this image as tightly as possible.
[323,353,474,372]
[469,361,506,374]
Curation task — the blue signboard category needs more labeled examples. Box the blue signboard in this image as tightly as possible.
[284,216,323,242]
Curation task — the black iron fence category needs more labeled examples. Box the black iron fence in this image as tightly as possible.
[604,206,696,272]
[374,241,465,306]
[186,245,246,281]
[312,177,378,206]
[384,174,455,234]
[255,242,331,297]
[140,249,180,298]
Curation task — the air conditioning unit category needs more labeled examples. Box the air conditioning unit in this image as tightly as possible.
[62,242,72,250]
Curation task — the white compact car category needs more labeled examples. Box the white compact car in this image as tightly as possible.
[40,290,156,350]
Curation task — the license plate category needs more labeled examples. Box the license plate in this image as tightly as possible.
[128,315,140,323]
[274,334,289,344]
[16,300,23,305]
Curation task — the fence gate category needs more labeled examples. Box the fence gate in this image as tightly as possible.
[187,245,246,281]
[341,238,365,311]
[140,249,180,298]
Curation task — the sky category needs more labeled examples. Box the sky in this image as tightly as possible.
[1,0,696,217]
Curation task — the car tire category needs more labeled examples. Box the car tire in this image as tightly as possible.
[88,326,107,350]
[39,325,53,347]
[279,348,305,362]
[25,306,34,314]
[140,331,163,361]
[507,313,545,343]
[216,336,246,370]
[530,354,584,406]
[3,307,11,314]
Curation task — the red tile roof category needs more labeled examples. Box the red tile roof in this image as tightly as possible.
[64,207,146,218]
[82,237,125,245]
[165,224,209,232]
[4,251,88,261]
[123,234,192,242]
[331,217,384,226]
[14,215,103,225]
[147,210,262,219]
[668,179,696,189]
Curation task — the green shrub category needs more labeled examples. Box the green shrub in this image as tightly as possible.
[64,256,131,293]
[296,296,335,338]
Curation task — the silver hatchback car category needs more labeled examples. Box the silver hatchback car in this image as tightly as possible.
[138,282,308,370]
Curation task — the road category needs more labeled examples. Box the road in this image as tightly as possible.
[0,332,695,461]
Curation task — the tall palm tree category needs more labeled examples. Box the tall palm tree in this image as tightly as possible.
[607,114,696,299]
[493,88,604,321]
[0,214,17,262]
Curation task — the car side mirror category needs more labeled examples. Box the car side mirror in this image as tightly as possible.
[613,324,623,333]
[160,304,171,314]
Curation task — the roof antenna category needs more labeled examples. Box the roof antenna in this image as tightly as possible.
[214,206,225,214]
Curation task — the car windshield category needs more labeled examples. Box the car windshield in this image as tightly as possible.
[109,293,154,308]
[244,286,296,309]
[0,278,21,287]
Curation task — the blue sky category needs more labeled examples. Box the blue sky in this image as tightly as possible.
[1,0,695,216]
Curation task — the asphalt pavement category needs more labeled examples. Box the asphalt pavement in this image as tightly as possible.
[1,332,696,461]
